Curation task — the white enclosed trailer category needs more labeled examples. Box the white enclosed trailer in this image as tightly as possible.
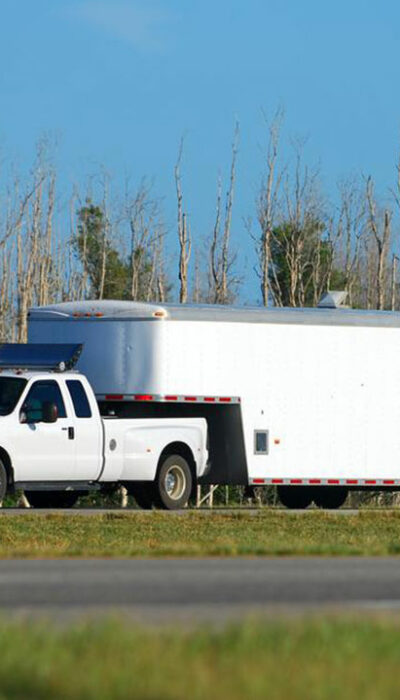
[29,299,400,508]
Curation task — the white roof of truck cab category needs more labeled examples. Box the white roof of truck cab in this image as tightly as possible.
[28,299,400,328]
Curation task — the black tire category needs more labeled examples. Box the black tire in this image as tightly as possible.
[153,454,193,510]
[313,487,348,509]
[128,483,155,510]
[0,460,7,502]
[277,485,313,509]
[25,491,80,509]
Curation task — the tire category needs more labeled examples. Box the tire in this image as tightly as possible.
[313,487,348,510]
[153,454,193,510]
[25,491,80,509]
[128,483,155,510]
[0,460,7,502]
[277,485,313,509]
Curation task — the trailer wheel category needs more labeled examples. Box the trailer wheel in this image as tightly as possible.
[128,483,155,510]
[153,454,192,510]
[24,491,80,508]
[0,460,7,502]
[277,486,313,509]
[313,487,348,509]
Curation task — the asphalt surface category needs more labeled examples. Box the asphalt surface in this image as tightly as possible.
[2,558,400,623]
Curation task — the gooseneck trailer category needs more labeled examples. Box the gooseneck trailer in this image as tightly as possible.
[25,296,400,509]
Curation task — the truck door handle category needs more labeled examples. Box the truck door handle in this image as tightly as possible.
[62,427,75,440]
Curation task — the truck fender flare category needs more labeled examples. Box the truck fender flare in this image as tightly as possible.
[157,442,197,482]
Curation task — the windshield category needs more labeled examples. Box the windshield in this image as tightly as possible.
[0,377,27,416]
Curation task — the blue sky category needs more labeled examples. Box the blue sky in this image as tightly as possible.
[1,0,399,301]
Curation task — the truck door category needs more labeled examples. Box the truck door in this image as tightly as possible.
[15,379,76,481]
[65,379,102,480]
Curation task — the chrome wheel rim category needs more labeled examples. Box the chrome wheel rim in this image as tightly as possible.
[165,465,186,500]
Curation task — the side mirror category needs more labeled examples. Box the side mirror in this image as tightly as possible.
[42,402,58,423]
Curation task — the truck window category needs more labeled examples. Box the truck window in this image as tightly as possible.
[0,377,27,415]
[66,380,92,418]
[23,381,67,421]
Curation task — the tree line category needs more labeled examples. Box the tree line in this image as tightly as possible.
[0,114,400,344]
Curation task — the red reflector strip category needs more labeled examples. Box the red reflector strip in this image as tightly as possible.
[252,477,400,487]
[101,393,241,404]
[105,394,123,400]
[253,478,265,484]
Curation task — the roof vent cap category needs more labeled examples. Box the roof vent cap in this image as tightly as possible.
[317,290,348,309]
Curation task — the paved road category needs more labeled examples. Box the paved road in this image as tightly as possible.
[1,558,400,623]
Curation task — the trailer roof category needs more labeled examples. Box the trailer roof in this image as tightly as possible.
[28,299,400,328]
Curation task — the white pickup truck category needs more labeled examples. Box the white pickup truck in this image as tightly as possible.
[0,344,208,509]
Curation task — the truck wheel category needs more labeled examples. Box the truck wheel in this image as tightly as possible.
[153,454,192,510]
[0,460,7,502]
[128,483,155,510]
[277,486,313,509]
[313,487,348,509]
[25,491,80,508]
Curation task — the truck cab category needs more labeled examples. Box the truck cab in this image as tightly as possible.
[0,344,208,510]
[0,371,103,483]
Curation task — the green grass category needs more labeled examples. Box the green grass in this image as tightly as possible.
[1,617,400,699]
[1,510,400,557]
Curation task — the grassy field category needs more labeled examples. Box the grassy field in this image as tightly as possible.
[0,617,400,699]
[1,509,400,557]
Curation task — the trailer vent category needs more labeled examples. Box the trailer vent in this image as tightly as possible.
[317,291,348,309]
[254,430,269,455]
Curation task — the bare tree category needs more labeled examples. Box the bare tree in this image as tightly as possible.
[123,179,166,302]
[365,176,391,310]
[268,139,324,308]
[391,254,398,310]
[256,107,284,306]
[209,123,240,304]
[175,139,191,303]
[336,177,366,307]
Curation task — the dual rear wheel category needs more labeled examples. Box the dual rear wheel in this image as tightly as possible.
[128,454,193,511]
[277,485,348,510]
